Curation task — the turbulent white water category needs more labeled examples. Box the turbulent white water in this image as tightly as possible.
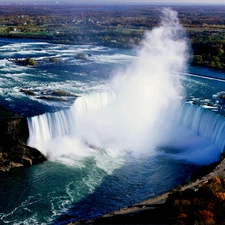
[27,8,188,166]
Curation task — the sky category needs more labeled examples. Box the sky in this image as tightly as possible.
[2,0,225,4]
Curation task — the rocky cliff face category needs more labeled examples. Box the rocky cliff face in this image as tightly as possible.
[0,106,47,172]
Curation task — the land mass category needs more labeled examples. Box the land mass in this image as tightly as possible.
[0,106,46,172]
[0,4,224,70]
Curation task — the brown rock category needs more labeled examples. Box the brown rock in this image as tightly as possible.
[22,157,32,166]
[10,162,23,168]
[0,105,47,171]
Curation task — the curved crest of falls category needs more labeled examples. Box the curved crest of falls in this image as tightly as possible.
[180,103,225,151]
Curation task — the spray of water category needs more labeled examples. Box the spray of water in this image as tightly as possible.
[73,8,188,152]
[28,8,188,164]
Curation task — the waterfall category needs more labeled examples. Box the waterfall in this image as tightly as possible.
[27,8,189,163]
[27,109,75,145]
[27,91,116,155]
[179,103,225,153]
[27,98,225,165]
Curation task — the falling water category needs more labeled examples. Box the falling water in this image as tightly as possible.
[179,103,225,155]
[27,8,188,163]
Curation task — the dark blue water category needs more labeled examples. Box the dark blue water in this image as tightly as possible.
[0,38,225,224]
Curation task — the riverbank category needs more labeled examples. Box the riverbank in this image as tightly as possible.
[0,106,47,171]
[69,158,225,224]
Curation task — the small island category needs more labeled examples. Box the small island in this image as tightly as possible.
[15,57,36,66]
[20,88,79,102]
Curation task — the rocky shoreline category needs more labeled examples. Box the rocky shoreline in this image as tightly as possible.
[0,105,46,172]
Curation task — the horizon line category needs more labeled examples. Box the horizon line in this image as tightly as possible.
[1,1,225,6]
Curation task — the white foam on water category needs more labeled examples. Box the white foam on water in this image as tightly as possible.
[90,53,135,64]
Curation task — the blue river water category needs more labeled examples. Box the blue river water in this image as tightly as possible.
[0,38,225,224]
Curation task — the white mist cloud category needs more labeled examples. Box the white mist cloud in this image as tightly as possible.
[96,8,189,151]
[28,8,189,162]
[57,8,189,158]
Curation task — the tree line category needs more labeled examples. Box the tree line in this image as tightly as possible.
[0,4,225,69]
[163,177,225,224]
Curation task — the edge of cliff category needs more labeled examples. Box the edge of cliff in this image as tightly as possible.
[0,105,47,172]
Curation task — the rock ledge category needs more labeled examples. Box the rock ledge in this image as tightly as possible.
[0,106,47,172]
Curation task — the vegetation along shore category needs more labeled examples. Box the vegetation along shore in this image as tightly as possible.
[0,4,225,70]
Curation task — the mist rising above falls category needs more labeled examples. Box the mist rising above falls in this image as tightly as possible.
[27,8,189,165]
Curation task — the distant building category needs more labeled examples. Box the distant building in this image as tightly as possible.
[9,28,22,34]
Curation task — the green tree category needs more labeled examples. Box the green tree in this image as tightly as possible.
[210,56,221,68]
[193,55,203,63]
[216,47,224,57]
